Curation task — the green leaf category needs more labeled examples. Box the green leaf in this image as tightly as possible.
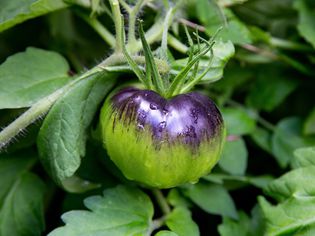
[304,107,315,135]
[197,0,252,44]
[0,0,68,32]
[166,207,200,236]
[222,107,256,135]
[260,148,315,235]
[183,183,238,219]
[37,72,115,185]
[167,189,192,208]
[61,175,101,193]
[259,196,315,236]
[172,40,234,84]
[200,40,235,83]
[294,146,315,167]
[294,0,315,49]
[0,47,72,109]
[204,173,274,189]
[0,153,46,236]
[245,66,299,112]
[155,231,178,236]
[218,207,265,236]
[250,127,272,153]
[49,185,154,236]
[271,117,315,168]
[265,165,315,202]
[218,212,250,236]
[219,138,248,175]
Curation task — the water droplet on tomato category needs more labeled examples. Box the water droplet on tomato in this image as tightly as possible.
[150,103,158,110]
[190,108,199,124]
[158,121,166,132]
[137,124,144,130]
[162,109,169,115]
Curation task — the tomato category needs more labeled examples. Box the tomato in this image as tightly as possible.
[100,87,225,188]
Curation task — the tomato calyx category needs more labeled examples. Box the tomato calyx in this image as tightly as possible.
[121,19,218,98]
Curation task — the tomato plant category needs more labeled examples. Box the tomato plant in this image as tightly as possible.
[1,0,315,235]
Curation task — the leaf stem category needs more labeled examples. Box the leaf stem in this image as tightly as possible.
[146,217,166,236]
[168,34,188,53]
[161,7,174,55]
[109,0,123,52]
[0,67,100,152]
[270,37,314,52]
[152,189,171,215]
[128,0,150,45]
[127,18,164,53]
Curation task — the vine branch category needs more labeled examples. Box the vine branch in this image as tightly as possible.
[109,0,123,52]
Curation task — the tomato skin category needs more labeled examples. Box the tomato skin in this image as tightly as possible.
[100,87,225,188]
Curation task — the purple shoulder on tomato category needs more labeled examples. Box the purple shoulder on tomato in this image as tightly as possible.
[110,87,224,149]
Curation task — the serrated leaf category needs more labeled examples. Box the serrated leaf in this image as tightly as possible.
[222,107,256,135]
[260,148,315,235]
[37,72,115,185]
[0,47,72,109]
[219,138,248,175]
[172,40,234,84]
[265,165,315,202]
[0,0,68,32]
[259,196,315,236]
[183,183,238,219]
[49,185,154,236]
[166,207,199,236]
[294,0,315,49]
[0,153,46,236]
[271,117,315,168]
[245,66,299,112]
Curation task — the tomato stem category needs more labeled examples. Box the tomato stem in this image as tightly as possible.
[109,0,123,53]
[152,189,171,215]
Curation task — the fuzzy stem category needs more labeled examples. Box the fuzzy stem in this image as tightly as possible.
[168,34,188,53]
[161,7,173,55]
[127,18,164,53]
[128,0,150,45]
[0,67,100,151]
[146,217,166,236]
[152,189,171,215]
[118,0,131,12]
[0,53,170,152]
[109,0,123,52]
